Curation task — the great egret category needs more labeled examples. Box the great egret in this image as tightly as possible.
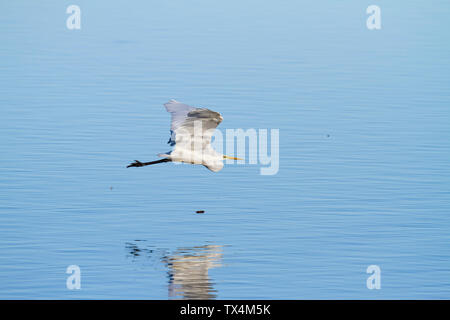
[127,100,242,172]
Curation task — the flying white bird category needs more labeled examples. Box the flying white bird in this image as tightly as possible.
[127,100,241,172]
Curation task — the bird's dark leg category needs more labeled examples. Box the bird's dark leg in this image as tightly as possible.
[127,158,171,168]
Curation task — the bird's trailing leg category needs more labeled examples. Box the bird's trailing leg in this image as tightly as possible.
[127,158,171,168]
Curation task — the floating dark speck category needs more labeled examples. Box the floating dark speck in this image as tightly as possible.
[196,210,205,214]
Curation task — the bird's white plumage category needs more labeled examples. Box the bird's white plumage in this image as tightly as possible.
[162,100,225,172]
[164,100,196,136]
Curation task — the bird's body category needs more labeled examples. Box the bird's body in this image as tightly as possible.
[127,100,241,172]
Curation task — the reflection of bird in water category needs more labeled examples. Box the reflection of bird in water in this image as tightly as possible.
[125,242,223,300]
[162,245,223,300]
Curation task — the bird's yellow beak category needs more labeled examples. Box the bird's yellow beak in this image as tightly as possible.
[223,155,243,160]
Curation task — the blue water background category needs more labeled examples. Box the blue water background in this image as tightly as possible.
[0,0,449,298]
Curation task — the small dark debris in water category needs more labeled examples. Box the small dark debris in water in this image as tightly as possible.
[110,186,113,190]
[326,134,330,138]
[196,210,205,214]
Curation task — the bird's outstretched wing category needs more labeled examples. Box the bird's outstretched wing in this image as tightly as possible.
[163,100,223,148]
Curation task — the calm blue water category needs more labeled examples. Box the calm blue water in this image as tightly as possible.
[1,0,449,299]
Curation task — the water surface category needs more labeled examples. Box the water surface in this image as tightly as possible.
[0,0,449,299]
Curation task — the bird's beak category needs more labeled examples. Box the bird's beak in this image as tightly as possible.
[223,155,243,160]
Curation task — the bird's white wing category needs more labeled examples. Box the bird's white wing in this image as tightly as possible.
[164,100,196,136]
[164,100,223,149]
